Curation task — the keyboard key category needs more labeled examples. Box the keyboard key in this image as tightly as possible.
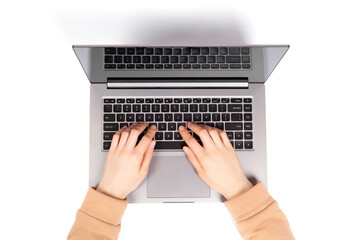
[231,98,242,103]
[142,105,150,112]
[210,47,218,55]
[104,123,119,131]
[136,114,144,122]
[117,114,125,122]
[161,104,170,112]
[180,104,188,112]
[105,56,113,63]
[154,141,187,149]
[164,48,172,55]
[221,98,230,103]
[199,56,206,63]
[211,64,219,69]
[127,48,135,54]
[105,47,116,54]
[191,47,200,55]
[235,132,243,139]
[117,48,126,54]
[229,47,240,54]
[120,123,128,128]
[190,104,198,112]
[123,105,131,112]
[202,98,211,103]
[113,56,122,63]
[136,47,145,55]
[244,98,252,103]
[104,114,115,122]
[126,98,135,103]
[201,47,209,55]
[231,113,243,121]
[142,56,151,63]
[104,98,115,103]
[192,64,201,69]
[127,64,135,69]
[241,47,250,54]
[242,64,251,69]
[245,141,253,149]
[165,98,173,103]
[184,114,192,121]
[155,132,164,140]
[161,56,169,63]
[242,56,251,63]
[103,142,111,150]
[244,123,252,130]
[199,104,207,112]
[104,64,116,69]
[203,113,211,121]
[218,104,226,112]
[222,113,230,121]
[117,64,125,69]
[212,113,220,121]
[168,123,176,131]
[174,48,182,55]
[189,56,197,63]
[152,56,160,63]
[146,114,154,121]
[114,105,122,112]
[155,113,163,121]
[126,114,135,122]
[208,56,216,63]
[174,132,182,140]
[212,98,220,103]
[244,113,252,121]
[174,64,182,69]
[220,47,228,55]
[235,141,243,149]
[209,104,217,112]
[133,56,141,63]
[226,56,241,63]
[104,105,112,112]
[145,48,154,55]
[124,56,132,63]
[193,113,201,121]
[132,104,141,112]
[174,114,182,121]
[155,98,164,103]
[215,122,224,130]
[244,104,252,112]
[220,64,229,69]
[170,56,178,63]
[206,122,215,127]
[155,48,163,55]
[225,123,243,130]
[230,64,241,69]
[183,48,191,55]
[165,114,173,121]
[152,104,160,112]
[201,64,210,69]
[183,64,191,69]
[164,64,172,69]
[158,123,167,131]
[104,132,116,140]
[228,104,242,112]
[193,98,201,103]
[244,132,253,139]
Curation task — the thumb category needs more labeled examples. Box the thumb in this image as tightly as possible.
[140,140,156,175]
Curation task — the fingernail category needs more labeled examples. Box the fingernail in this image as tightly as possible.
[142,122,147,125]
[150,124,156,129]
[179,125,185,131]
[188,122,193,126]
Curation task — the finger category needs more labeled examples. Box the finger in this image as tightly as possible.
[178,125,204,157]
[201,125,224,146]
[187,122,214,148]
[109,125,128,151]
[183,146,203,174]
[117,122,140,149]
[139,140,156,175]
[218,129,233,148]
[136,124,157,154]
[124,122,148,149]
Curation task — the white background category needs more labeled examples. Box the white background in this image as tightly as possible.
[0,0,359,239]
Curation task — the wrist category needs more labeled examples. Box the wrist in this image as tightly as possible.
[97,182,127,200]
[224,178,253,200]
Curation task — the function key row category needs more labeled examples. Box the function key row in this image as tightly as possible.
[104,98,252,104]
[105,47,250,56]
[104,63,250,70]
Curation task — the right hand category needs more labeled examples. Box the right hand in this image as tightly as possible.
[179,122,252,200]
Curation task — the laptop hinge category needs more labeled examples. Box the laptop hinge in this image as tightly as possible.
[107,77,249,89]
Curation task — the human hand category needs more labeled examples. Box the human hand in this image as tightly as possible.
[97,122,156,200]
[179,122,252,200]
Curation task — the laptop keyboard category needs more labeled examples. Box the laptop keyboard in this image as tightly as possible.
[103,97,254,151]
[104,47,251,70]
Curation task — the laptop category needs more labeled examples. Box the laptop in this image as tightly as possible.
[73,45,289,203]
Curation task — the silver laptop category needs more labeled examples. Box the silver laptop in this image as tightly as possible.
[73,45,289,203]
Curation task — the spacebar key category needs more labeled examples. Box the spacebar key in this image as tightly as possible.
[155,141,187,149]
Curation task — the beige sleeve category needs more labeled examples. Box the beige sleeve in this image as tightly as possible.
[225,182,295,240]
[67,188,128,240]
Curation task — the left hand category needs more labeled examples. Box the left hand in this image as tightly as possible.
[97,122,157,200]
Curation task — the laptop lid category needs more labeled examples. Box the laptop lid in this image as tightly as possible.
[73,45,289,84]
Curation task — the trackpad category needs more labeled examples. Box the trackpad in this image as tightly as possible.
[147,155,210,198]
